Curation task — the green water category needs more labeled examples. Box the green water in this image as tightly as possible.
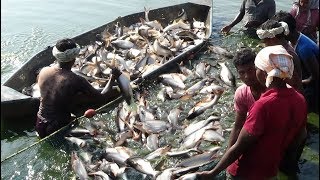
[1,0,318,179]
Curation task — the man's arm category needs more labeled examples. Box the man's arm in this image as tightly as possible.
[221,0,246,33]
[267,0,276,19]
[301,54,319,84]
[227,111,247,150]
[197,128,258,178]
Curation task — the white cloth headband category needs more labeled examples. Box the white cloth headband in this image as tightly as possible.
[52,44,80,63]
[256,22,290,40]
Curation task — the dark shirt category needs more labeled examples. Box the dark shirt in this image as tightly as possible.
[240,0,276,28]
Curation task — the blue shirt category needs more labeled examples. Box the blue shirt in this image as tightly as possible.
[294,33,319,78]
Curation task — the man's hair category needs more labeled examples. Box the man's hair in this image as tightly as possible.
[260,19,286,39]
[233,48,256,68]
[55,38,77,52]
[271,11,296,32]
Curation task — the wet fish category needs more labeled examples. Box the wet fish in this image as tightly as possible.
[163,19,190,32]
[192,18,206,29]
[144,7,150,22]
[111,39,134,49]
[166,147,202,157]
[71,151,89,180]
[153,39,173,57]
[117,72,134,105]
[219,62,236,89]
[202,129,225,143]
[125,157,159,177]
[167,106,183,129]
[160,73,186,89]
[199,82,225,95]
[65,136,87,148]
[195,62,207,79]
[186,94,221,120]
[102,152,129,167]
[145,145,172,160]
[88,171,111,180]
[176,150,218,168]
[156,167,175,180]
[178,173,198,180]
[184,115,221,137]
[174,8,187,22]
[135,120,170,134]
[208,45,233,58]
[146,133,159,151]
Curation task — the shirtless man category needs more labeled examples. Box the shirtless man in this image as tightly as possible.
[221,0,275,38]
[36,38,120,138]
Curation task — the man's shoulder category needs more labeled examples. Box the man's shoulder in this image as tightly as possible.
[235,84,250,99]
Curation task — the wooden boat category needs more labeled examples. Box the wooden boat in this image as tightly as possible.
[1,0,213,128]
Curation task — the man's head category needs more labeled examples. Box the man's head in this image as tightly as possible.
[256,19,290,46]
[255,45,294,87]
[52,38,80,64]
[271,11,297,39]
[233,48,259,86]
[299,0,310,9]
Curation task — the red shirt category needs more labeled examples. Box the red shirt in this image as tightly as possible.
[227,88,307,179]
[234,84,256,114]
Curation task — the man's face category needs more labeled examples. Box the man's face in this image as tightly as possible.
[262,38,273,46]
[236,63,258,86]
[256,67,267,87]
[300,0,309,9]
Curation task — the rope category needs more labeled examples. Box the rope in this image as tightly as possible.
[0,32,216,163]
[1,96,123,163]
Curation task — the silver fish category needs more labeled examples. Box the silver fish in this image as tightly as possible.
[153,39,173,57]
[146,133,159,151]
[88,171,111,180]
[71,151,89,180]
[135,120,170,134]
[144,7,150,22]
[176,150,218,168]
[166,147,202,157]
[184,115,221,137]
[167,106,183,129]
[117,72,134,105]
[145,145,172,160]
[156,167,175,180]
[174,8,187,22]
[111,39,134,49]
[186,94,221,120]
[219,62,236,88]
[140,18,163,31]
[192,18,206,29]
[199,83,225,94]
[195,62,206,79]
[184,78,207,96]
[202,129,225,143]
[208,45,233,58]
[103,152,128,167]
[160,73,186,89]
[65,137,87,148]
[163,19,190,32]
[178,173,198,180]
[125,157,159,177]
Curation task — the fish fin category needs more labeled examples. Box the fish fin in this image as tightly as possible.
[139,17,147,24]
[180,94,192,101]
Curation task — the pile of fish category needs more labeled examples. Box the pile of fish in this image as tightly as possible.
[65,44,237,179]
[22,7,209,98]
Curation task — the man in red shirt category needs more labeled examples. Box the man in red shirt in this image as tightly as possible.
[196,45,307,179]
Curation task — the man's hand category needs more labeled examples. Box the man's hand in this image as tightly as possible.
[195,170,216,180]
[221,25,232,34]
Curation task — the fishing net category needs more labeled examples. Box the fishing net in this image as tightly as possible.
[1,51,235,179]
